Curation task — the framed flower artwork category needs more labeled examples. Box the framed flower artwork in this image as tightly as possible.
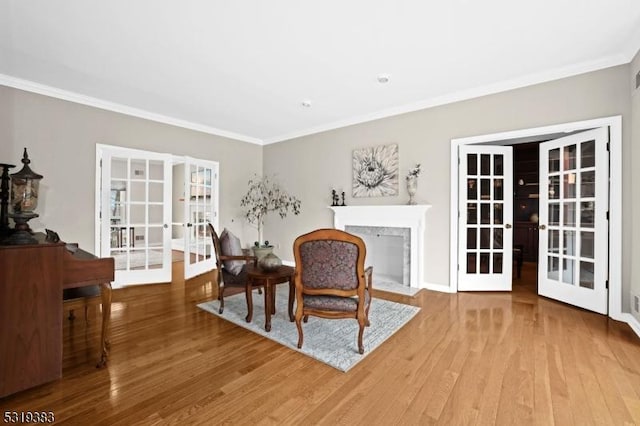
[352,144,399,197]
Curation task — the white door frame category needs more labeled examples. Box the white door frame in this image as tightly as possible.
[449,116,622,321]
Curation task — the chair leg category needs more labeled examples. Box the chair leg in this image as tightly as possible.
[295,318,304,349]
[218,284,225,314]
[357,318,366,354]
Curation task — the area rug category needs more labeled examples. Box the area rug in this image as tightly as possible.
[197,291,420,372]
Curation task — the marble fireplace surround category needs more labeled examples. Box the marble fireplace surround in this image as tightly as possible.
[329,205,431,288]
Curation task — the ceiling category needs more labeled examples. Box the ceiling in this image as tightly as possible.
[1,1,640,145]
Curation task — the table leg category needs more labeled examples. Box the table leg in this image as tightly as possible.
[245,280,253,323]
[97,282,112,368]
[288,278,295,322]
[264,282,272,332]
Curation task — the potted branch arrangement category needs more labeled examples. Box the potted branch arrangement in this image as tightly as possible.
[240,174,301,269]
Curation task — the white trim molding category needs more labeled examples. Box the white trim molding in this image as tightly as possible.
[0,74,263,146]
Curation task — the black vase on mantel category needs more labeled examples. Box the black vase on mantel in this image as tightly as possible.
[258,252,282,272]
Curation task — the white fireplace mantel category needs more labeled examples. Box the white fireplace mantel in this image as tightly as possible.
[329,205,431,288]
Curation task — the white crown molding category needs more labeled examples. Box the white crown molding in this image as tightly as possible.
[0,74,264,146]
[263,54,630,145]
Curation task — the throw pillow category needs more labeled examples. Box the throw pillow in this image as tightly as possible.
[219,228,244,275]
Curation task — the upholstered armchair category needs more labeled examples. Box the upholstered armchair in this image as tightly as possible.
[293,228,373,354]
[208,224,257,314]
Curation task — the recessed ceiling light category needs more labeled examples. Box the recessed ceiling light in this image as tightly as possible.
[377,74,390,84]
[301,100,312,107]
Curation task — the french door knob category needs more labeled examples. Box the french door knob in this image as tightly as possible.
[539,224,546,230]
[505,224,512,229]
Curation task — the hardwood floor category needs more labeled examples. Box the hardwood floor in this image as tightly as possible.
[1,261,640,425]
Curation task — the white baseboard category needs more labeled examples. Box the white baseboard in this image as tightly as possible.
[421,282,455,293]
[171,238,185,251]
[621,313,640,339]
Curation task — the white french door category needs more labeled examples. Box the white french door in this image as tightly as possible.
[183,157,219,279]
[98,145,172,287]
[538,128,609,314]
[458,145,513,291]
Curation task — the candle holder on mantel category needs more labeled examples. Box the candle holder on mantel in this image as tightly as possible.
[0,163,16,239]
[6,148,43,245]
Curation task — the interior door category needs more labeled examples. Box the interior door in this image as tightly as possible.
[458,145,513,291]
[538,128,609,314]
[183,157,219,279]
[99,145,172,287]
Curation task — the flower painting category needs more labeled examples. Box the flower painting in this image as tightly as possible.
[352,144,399,197]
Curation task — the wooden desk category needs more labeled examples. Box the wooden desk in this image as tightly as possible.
[245,265,295,332]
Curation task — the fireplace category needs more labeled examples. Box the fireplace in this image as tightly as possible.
[330,205,431,288]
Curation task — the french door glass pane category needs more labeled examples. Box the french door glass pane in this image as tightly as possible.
[549,203,560,226]
[549,175,560,199]
[468,154,477,175]
[480,228,490,249]
[563,202,576,226]
[548,256,559,280]
[494,179,503,200]
[467,228,477,249]
[581,171,595,197]
[480,155,491,175]
[481,204,490,224]
[581,140,595,167]
[493,253,503,273]
[494,204,503,224]
[494,229,503,249]
[581,231,594,258]
[549,148,560,172]
[468,179,477,200]
[549,230,559,253]
[580,262,594,289]
[467,203,477,224]
[563,259,575,284]
[563,173,576,198]
[494,155,503,175]
[580,202,595,228]
[564,230,575,256]
[565,145,576,170]
[467,253,476,273]
[480,253,490,273]
[481,179,490,199]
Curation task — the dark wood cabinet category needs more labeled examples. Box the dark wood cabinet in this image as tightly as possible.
[514,222,539,262]
[0,241,64,398]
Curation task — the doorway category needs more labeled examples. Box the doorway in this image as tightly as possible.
[450,116,622,319]
[95,145,219,288]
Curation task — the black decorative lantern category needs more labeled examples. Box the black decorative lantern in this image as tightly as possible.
[7,148,43,244]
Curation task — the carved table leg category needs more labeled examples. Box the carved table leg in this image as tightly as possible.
[97,282,112,368]
[245,280,254,323]
[264,281,272,332]
[288,278,295,322]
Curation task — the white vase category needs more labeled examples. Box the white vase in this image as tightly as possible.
[406,177,417,205]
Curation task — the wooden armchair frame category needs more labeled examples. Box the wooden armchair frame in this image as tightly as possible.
[293,228,373,354]
[208,223,257,314]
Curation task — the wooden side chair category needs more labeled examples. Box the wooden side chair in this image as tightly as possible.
[208,224,257,314]
[293,228,373,354]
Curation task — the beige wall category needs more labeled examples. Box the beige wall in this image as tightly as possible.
[631,48,640,320]
[0,85,263,250]
[264,65,633,301]
[0,62,636,316]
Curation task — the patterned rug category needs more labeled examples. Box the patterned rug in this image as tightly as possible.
[197,290,420,372]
